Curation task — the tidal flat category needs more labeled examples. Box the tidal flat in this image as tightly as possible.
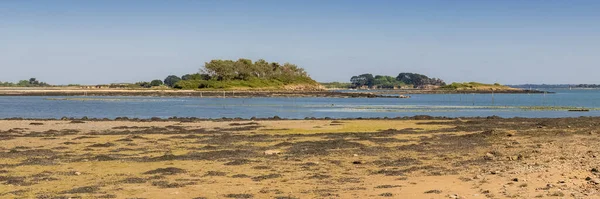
[0,118,599,198]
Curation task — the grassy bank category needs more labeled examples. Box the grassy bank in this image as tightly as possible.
[440,82,519,91]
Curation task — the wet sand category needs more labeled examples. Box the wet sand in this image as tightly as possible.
[0,117,599,198]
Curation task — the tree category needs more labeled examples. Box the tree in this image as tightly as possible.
[164,75,182,87]
[136,82,152,88]
[203,60,236,80]
[150,80,163,87]
[253,59,270,78]
[395,73,445,88]
[29,78,39,85]
[172,58,317,89]
[234,58,254,80]
[350,74,374,88]
[182,73,211,81]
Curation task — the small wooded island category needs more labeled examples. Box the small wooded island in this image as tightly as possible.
[0,58,545,97]
[321,73,543,94]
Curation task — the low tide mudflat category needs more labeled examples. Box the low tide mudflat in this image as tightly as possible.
[1,118,599,198]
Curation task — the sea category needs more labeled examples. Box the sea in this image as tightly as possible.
[1,89,599,119]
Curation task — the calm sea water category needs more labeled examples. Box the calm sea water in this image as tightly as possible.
[1,89,599,119]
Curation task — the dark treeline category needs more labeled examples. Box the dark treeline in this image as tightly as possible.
[0,78,50,87]
[575,84,600,88]
[162,58,316,89]
[349,73,445,89]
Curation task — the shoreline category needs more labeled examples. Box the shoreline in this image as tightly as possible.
[0,88,548,97]
[337,89,549,94]
[0,115,594,122]
[0,89,385,98]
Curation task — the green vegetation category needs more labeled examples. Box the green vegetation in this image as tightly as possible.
[349,73,443,89]
[395,73,445,88]
[0,78,50,87]
[320,82,352,89]
[174,79,288,89]
[440,82,511,90]
[134,82,152,88]
[150,80,163,87]
[0,81,15,87]
[164,75,182,88]
[168,58,317,89]
[373,75,407,89]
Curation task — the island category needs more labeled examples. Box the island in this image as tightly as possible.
[322,73,546,94]
[0,59,546,97]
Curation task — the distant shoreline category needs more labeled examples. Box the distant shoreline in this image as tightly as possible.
[0,87,548,97]
[0,88,383,98]
[334,89,549,94]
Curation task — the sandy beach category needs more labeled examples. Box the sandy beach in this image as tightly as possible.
[1,118,599,198]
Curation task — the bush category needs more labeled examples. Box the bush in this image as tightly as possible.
[164,75,182,88]
[150,80,163,87]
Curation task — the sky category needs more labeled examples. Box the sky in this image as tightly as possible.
[1,0,599,85]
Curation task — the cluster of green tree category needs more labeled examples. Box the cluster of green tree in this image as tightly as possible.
[133,80,164,88]
[396,73,445,88]
[0,78,50,87]
[350,73,445,89]
[162,59,316,89]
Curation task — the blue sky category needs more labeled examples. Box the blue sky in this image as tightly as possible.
[1,0,599,84]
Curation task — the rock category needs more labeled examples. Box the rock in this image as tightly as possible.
[490,171,500,175]
[74,171,82,176]
[353,154,359,157]
[484,153,495,160]
[448,194,460,199]
[352,161,363,165]
[591,168,599,173]
[591,179,600,185]
[263,150,281,155]
[512,178,519,182]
